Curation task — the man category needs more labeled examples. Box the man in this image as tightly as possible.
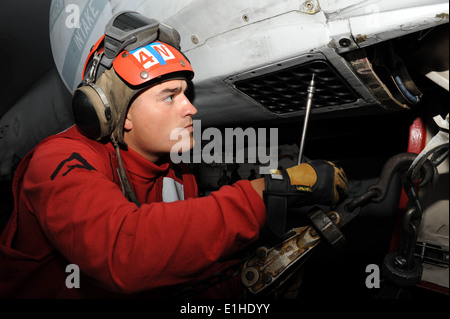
[0,11,347,298]
[217,170,230,187]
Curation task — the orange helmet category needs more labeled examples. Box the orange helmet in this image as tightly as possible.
[73,11,194,146]
[113,41,193,86]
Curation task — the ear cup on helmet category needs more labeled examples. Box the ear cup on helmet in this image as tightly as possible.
[72,84,114,140]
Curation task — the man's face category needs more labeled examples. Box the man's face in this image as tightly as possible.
[124,79,197,163]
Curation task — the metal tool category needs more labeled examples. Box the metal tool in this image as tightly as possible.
[298,74,316,164]
[241,152,436,295]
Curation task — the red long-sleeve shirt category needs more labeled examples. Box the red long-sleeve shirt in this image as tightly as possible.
[0,126,266,298]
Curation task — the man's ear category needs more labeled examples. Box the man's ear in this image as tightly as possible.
[124,113,133,131]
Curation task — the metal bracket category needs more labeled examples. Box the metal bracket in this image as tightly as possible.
[307,208,345,249]
[415,242,449,268]
[241,208,349,295]
[241,226,321,295]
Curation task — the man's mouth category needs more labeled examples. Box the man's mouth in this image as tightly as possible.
[184,123,194,133]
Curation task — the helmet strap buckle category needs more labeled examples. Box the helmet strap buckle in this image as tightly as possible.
[86,52,103,83]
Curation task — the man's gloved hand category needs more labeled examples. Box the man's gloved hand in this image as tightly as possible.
[263,160,348,237]
[285,160,348,205]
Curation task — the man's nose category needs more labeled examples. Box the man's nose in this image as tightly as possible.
[182,96,197,116]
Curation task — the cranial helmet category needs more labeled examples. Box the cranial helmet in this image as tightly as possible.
[72,11,194,147]
[71,11,194,207]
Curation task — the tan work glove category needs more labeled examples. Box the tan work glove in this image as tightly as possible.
[285,160,348,205]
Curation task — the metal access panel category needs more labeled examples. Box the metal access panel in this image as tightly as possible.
[234,60,358,114]
[224,52,373,118]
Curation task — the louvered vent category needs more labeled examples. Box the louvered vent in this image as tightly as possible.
[233,60,358,114]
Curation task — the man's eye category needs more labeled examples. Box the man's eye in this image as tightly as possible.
[164,95,174,102]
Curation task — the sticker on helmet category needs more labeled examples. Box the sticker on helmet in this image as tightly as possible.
[113,41,194,86]
[129,43,175,69]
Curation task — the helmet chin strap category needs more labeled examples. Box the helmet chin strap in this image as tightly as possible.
[111,134,141,207]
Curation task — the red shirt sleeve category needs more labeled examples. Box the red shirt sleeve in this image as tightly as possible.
[21,138,266,294]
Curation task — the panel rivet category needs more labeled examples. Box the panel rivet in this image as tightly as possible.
[305,1,314,10]
[339,38,352,47]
